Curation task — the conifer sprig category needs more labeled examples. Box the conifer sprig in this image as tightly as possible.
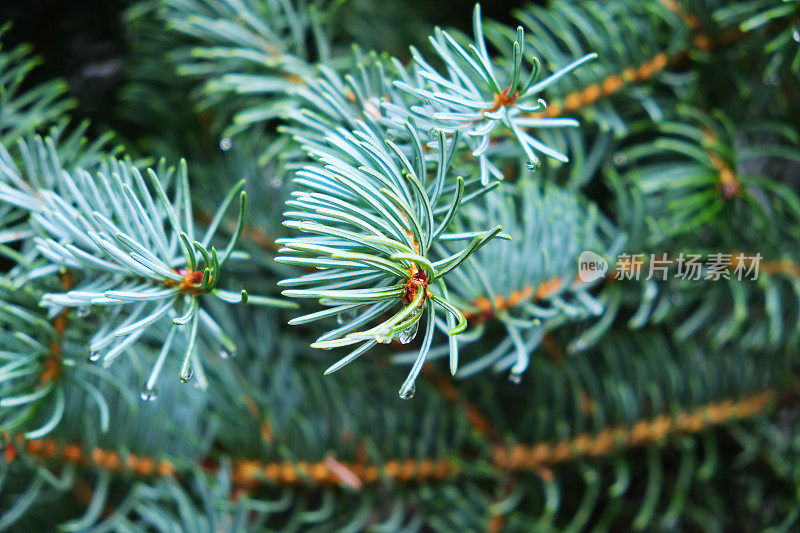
[278,120,505,398]
[0,137,293,388]
[394,4,597,183]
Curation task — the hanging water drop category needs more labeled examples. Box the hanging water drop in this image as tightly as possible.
[76,306,91,318]
[219,137,233,151]
[396,308,421,344]
[219,350,229,359]
[525,160,541,171]
[793,27,800,43]
[613,151,628,167]
[88,351,101,363]
[179,366,194,383]
[140,384,158,401]
[399,383,416,400]
[508,371,522,385]
[270,177,282,189]
[396,321,419,344]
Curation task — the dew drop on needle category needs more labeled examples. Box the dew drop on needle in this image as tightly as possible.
[179,367,194,383]
[399,383,416,400]
[337,308,357,325]
[396,308,421,344]
[140,384,158,401]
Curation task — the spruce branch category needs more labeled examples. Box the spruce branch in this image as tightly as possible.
[614,106,800,246]
[278,119,505,397]
[393,4,596,184]
[160,0,329,138]
[0,137,294,388]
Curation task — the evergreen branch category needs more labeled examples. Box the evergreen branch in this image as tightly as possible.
[464,256,800,324]
[529,53,669,120]
[0,276,74,438]
[279,119,505,392]
[158,0,328,139]
[723,0,800,73]
[2,383,782,488]
[395,4,595,184]
[614,107,800,245]
[4,1,800,528]
[492,388,777,471]
[506,0,755,135]
[0,137,293,388]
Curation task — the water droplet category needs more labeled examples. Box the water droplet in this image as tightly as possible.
[88,351,101,363]
[793,27,800,43]
[396,308,421,344]
[270,177,282,188]
[140,384,158,401]
[399,383,416,400]
[671,293,683,305]
[525,160,541,171]
[219,350,229,359]
[397,322,419,344]
[613,151,628,166]
[76,306,91,318]
[219,137,233,151]
[229,351,237,359]
[336,308,357,326]
[179,367,194,383]
[508,372,522,385]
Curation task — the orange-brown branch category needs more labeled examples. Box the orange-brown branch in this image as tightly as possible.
[466,255,798,323]
[3,387,780,489]
[531,0,752,121]
[534,53,669,119]
[492,389,775,471]
[465,277,566,322]
[39,271,74,386]
[701,129,743,199]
